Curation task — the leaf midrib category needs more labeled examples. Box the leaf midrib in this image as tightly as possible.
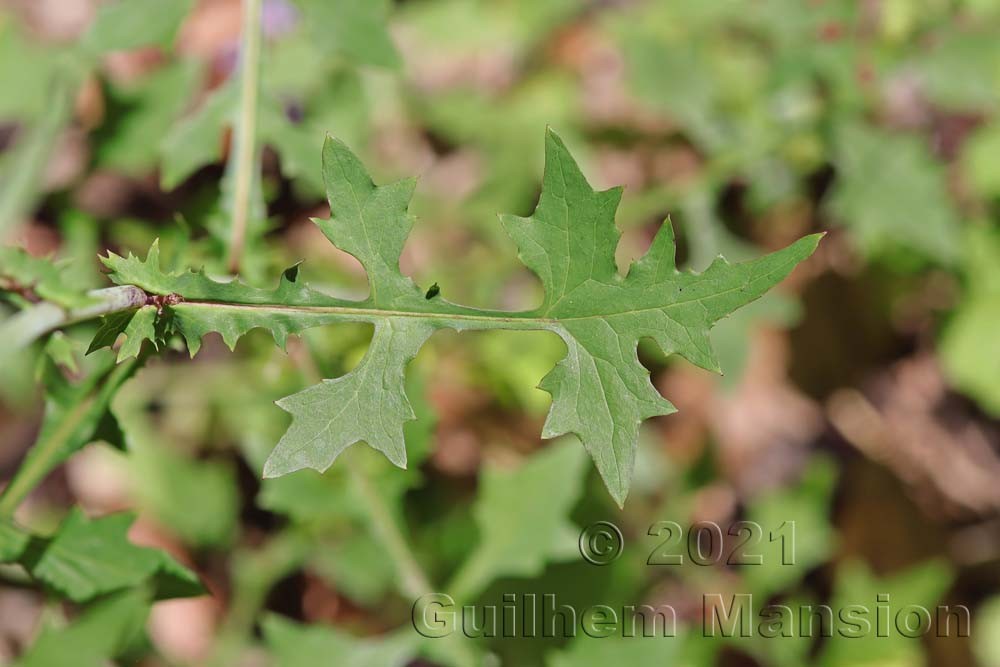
[174,268,769,328]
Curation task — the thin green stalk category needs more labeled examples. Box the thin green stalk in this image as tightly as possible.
[226,0,264,274]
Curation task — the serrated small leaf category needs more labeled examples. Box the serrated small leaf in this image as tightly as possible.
[116,305,157,361]
[87,309,138,355]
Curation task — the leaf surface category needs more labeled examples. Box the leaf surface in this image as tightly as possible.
[101,131,820,505]
[448,439,587,600]
[1,510,202,603]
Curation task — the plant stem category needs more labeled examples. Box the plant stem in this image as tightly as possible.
[0,285,147,354]
[226,0,264,274]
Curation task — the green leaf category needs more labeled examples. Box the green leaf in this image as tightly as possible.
[13,589,151,667]
[0,247,96,309]
[82,0,193,55]
[962,119,1000,198]
[95,61,201,172]
[448,439,588,600]
[35,351,133,454]
[21,508,202,603]
[743,456,837,597]
[115,305,158,361]
[86,310,137,355]
[43,332,80,374]
[828,124,961,264]
[975,595,1000,667]
[818,559,953,667]
[294,0,401,68]
[547,632,685,667]
[262,614,415,667]
[160,81,239,189]
[130,444,239,548]
[0,21,60,121]
[940,224,1000,416]
[0,520,29,561]
[0,351,141,517]
[266,319,433,474]
[101,130,820,505]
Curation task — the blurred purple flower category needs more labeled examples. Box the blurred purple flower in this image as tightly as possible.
[263,0,299,39]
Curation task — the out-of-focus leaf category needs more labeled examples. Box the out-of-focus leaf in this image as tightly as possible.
[82,0,193,55]
[0,247,96,309]
[0,520,29,561]
[293,0,401,68]
[96,61,201,172]
[743,456,837,597]
[0,20,59,120]
[130,445,239,548]
[0,351,139,518]
[975,595,1000,667]
[828,124,961,264]
[19,508,202,602]
[962,120,1000,198]
[913,30,1000,110]
[35,351,133,454]
[818,559,954,667]
[262,614,415,667]
[309,533,396,605]
[12,589,151,667]
[940,224,1000,415]
[447,439,587,600]
[43,332,79,373]
[160,81,238,189]
[547,632,686,667]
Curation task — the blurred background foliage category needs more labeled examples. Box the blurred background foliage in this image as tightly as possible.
[1,0,1000,665]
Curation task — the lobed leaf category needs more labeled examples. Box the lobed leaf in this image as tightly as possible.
[100,130,821,505]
